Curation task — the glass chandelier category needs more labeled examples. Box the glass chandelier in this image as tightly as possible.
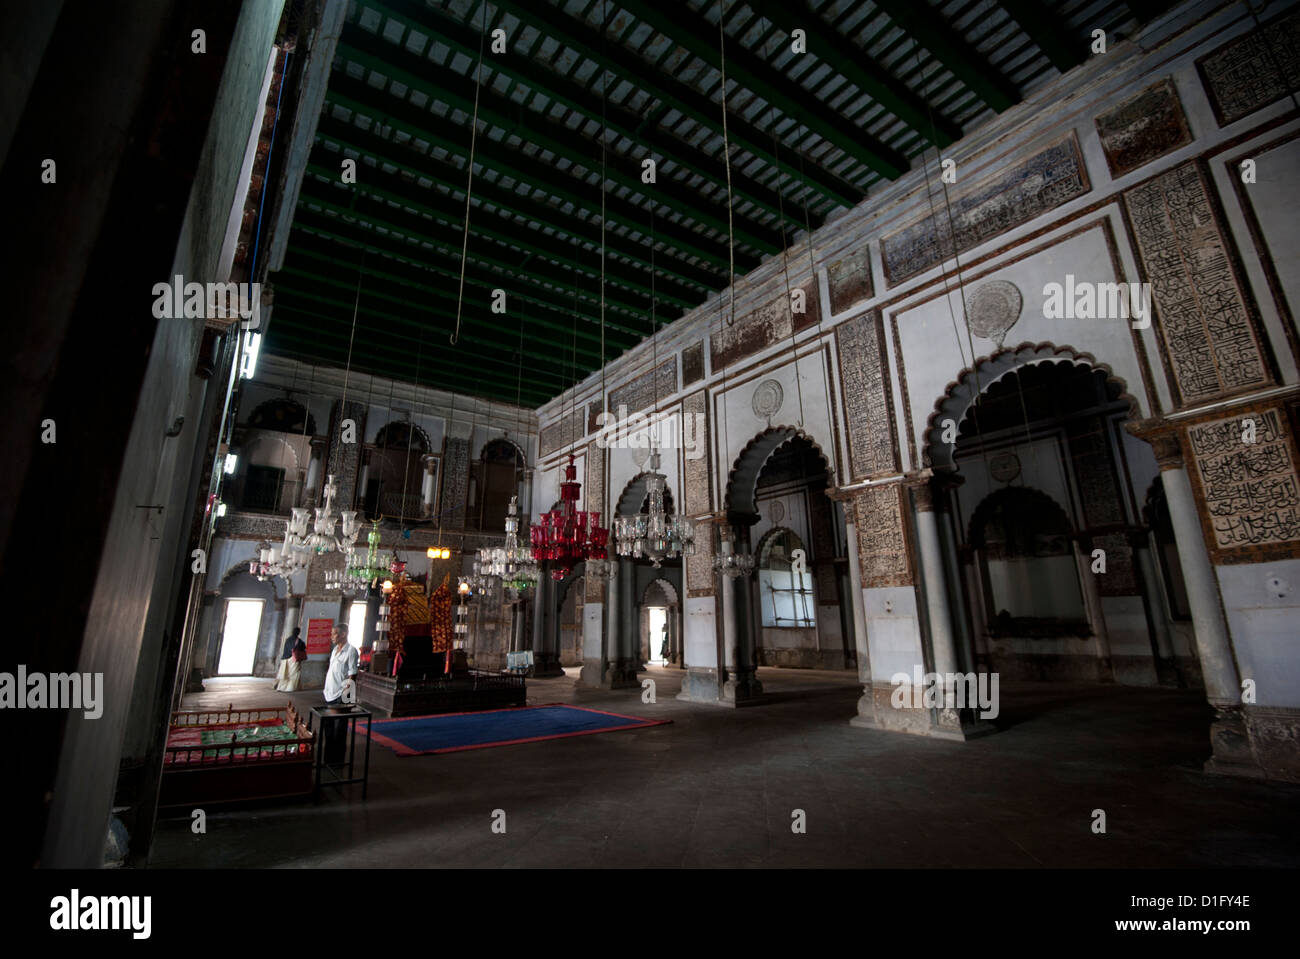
[530,453,609,580]
[614,450,695,568]
[326,520,392,593]
[477,495,540,591]
[310,473,360,554]
[713,523,754,578]
[250,508,313,582]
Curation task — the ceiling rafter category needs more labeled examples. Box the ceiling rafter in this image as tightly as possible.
[336,30,786,254]
[322,80,749,281]
[311,121,732,285]
[363,0,829,227]
[488,0,865,209]
[612,0,910,180]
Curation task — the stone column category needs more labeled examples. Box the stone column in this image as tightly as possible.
[911,477,990,738]
[604,557,638,687]
[420,453,437,519]
[842,510,871,685]
[722,523,762,705]
[1138,427,1260,777]
[303,436,327,506]
[533,575,563,677]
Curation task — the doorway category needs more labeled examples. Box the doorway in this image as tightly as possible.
[217,599,264,675]
[647,606,667,665]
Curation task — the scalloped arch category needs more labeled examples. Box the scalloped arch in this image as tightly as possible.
[724,425,834,518]
[924,341,1140,471]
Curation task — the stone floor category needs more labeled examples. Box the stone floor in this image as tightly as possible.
[150,667,1300,868]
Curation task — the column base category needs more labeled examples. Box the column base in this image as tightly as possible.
[675,667,720,704]
[1203,704,1266,779]
[603,658,640,689]
[721,672,763,707]
[929,708,999,741]
[579,658,606,688]
[532,651,565,678]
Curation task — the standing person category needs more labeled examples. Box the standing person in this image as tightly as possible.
[322,623,359,764]
[274,627,304,692]
[659,623,670,664]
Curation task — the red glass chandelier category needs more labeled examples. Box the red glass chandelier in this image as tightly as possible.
[530,453,609,580]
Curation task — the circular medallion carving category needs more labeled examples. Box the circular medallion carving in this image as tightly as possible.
[752,379,784,420]
[769,500,786,524]
[968,281,1022,347]
[990,452,1022,484]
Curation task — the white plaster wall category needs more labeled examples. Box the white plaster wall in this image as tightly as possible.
[1217,559,1300,707]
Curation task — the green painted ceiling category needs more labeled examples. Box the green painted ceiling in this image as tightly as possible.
[267,0,1172,406]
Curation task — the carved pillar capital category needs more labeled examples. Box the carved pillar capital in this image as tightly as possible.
[1125,418,1184,471]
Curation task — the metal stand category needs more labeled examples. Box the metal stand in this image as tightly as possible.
[308,705,372,802]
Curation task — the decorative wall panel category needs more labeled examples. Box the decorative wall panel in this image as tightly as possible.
[709,281,820,370]
[686,527,715,596]
[1094,78,1192,177]
[1124,161,1270,404]
[585,440,606,603]
[540,406,586,457]
[682,390,711,517]
[1197,10,1300,126]
[682,341,705,387]
[1187,408,1300,552]
[881,134,1089,286]
[608,358,677,414]
[440,436,469,527]
[827,248,873,315]
[852,485,912,588]
[836,310,898,480]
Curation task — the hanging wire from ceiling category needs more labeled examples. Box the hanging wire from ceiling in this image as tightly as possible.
[450,0,490,347]
[904,39,1025,485]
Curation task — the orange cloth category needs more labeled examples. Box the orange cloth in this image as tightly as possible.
[429,573,453,656]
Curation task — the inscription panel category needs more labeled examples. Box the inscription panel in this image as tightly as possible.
[1187,408,1300,551]
[682,390,711,517]
[881,134,1090,286]
[682,341,705,387]
[1094,78,1192,178]
[608,358,677,415]
[540,406,586,457]
[585,441,606,602]
[836,310,898,480]
[1197,9,1300,126]
[1124,162,1270,404]
[687,525,715,596]
[710,281,820,370]
[852,485,912,588]
[827,248,873,315]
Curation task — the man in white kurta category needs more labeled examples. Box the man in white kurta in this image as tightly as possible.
[322,623,359,764]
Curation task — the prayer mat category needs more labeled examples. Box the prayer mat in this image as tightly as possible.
[363,703,670,756]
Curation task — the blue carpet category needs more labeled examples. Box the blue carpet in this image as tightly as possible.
[365,703,670,755]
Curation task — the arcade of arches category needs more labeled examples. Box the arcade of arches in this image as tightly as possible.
[14,0,1300,872]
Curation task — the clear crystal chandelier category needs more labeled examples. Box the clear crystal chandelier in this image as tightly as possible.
[712,523,754,578]
[250,508,313,582]
[309,473,360,554]
[477,495,540,590]
[614,452,695,568]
